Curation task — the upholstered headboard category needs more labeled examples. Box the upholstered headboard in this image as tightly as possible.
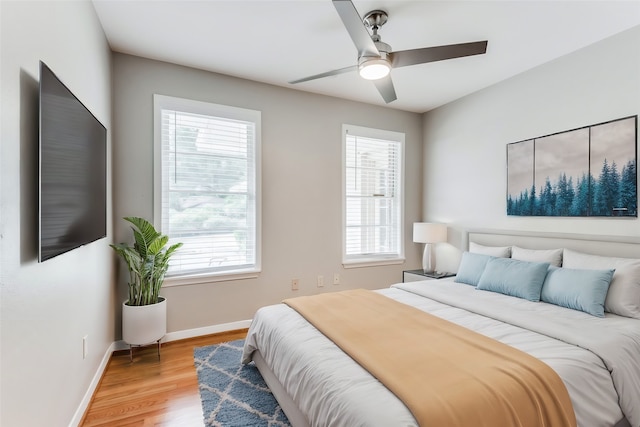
[436,228,640,273]
[466,229,640,259]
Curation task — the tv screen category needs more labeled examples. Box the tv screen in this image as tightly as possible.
[39,61,107,262]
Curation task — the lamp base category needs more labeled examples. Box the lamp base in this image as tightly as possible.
[422,243,435,274]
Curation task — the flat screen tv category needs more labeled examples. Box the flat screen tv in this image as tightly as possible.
[39,61,107,262]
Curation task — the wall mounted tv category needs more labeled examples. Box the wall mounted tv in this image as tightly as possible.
[39,61,107,262]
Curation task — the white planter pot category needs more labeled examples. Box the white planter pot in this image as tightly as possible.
[122,297,167,346]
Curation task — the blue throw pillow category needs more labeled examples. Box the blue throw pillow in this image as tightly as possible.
[454,252,494,286]
[541,266,615,317]
[476,258,550,302]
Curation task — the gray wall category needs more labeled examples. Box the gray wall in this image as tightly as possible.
[0,1,114,426]
[112,54,424,334]
[422,26,640,273]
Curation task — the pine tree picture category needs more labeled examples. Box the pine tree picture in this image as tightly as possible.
[507,116,637,217]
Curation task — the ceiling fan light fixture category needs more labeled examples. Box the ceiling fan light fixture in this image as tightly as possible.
[358,58,391,80]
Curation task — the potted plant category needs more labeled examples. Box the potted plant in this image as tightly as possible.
[111,217,182,350]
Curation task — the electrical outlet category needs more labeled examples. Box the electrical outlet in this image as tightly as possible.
[82,335,88,359]
[317,275,324,287]
[333,273,340,285]
[291,279,299,291]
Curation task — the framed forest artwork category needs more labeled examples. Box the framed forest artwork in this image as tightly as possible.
[507,116,637,217]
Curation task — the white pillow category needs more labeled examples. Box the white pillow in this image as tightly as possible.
[511,246,563,267]
[562,248,640,319]
[469,242,511,258]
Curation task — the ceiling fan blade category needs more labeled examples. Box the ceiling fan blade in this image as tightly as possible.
[391,40,488,68]
[332,0,380,58]
[289,65,358,84]
[372,75,397,104]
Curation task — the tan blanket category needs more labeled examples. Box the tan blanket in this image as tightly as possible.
[283,289,576,427]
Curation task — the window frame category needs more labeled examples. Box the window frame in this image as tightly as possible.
[153,94,262,286]
[342,124,405,268]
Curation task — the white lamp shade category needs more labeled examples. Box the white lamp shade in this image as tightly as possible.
[413,223,447,244]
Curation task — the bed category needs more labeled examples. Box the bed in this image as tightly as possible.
[241,230,640,427]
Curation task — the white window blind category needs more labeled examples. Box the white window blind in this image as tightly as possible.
[154,95,260,278]
[343,125,404,264]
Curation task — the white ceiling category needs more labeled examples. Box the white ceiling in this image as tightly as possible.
[91,0,640,113]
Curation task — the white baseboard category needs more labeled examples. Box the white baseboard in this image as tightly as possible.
[111,318,252,351]
[164,319,252,342]
[69,341,119,427]
[70,319,252,426]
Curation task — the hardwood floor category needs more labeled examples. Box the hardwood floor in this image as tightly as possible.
[81,329,248,427]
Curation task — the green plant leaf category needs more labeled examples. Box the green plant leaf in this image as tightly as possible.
[111,217,182,306]
[148,235,169,255]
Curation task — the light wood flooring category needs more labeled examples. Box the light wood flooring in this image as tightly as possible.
[80,329,248,427]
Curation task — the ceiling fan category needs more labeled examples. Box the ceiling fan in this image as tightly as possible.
[289,0,488,104]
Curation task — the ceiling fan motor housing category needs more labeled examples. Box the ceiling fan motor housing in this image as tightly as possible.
[373,40,391,57]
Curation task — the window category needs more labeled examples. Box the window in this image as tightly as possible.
[154,95,261,283]
[343,124,404,266]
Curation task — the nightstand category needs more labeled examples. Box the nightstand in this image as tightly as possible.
[403,269,455,282]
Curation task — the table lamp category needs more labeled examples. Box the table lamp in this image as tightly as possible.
[413,223,447,274]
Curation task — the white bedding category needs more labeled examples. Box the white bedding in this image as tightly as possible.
[242,279,640,427]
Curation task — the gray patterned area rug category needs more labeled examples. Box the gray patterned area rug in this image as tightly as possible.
[194,339,291,427]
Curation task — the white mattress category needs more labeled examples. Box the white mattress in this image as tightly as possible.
[242,279,640,427]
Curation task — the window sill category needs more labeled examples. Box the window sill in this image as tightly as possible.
[162,268,260,287]
[342,257,405,269]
